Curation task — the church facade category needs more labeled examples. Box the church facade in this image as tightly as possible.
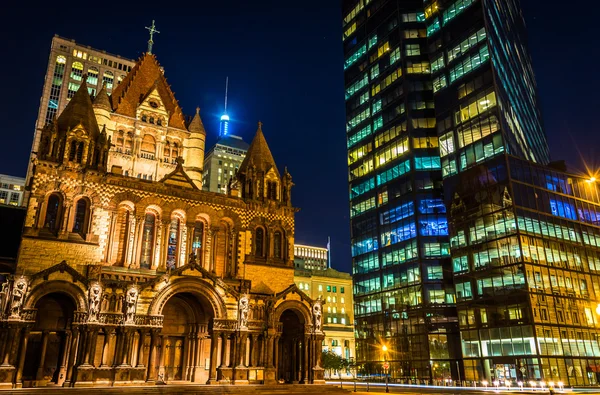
[0,53,325,388]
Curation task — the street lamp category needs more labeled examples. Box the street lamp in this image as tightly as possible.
[382,344,389,393]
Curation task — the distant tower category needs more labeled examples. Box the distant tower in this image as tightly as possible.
[219,77,230,138]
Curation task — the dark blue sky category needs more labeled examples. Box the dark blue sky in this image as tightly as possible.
[1,1,598,274]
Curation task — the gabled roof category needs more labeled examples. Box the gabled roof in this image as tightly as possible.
[56,78,101,139]
[110,53,187,130]
[188,107,206,135]
[238,122,279,176]
[159,157,199,190]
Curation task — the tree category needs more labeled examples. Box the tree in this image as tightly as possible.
[322,350,344,378]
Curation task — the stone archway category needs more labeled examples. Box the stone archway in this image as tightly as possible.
[157,292,215,383]
[22,292,77,386]
[150,278,226,384]
[278,309,306,383]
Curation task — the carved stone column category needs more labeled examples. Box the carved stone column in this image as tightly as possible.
[125,215,137,267]
[1,327,16,366]
[58,329,72,383]
[64,327,81,385]
[210,226,219,273]
[35,330,50,380]
[136,330,146,367]
[14,327,31,386]
[131,215,145,269]
[207,330,219,384]
[153,220,163,270]
[146,330,158,382]
[159,220,170,271]
[302,334,310,383]
[219,333,228,368]
[100,328,115,367]
[105,210,117,263]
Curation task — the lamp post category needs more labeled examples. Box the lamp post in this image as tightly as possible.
[382,345,389,393]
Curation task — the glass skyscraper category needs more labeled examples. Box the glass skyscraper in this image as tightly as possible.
[344,0,459,382]
[344,0,600,387]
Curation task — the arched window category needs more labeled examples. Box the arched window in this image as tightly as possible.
[116,130,125,151]
[103,71,114,89]
[192,221,204,262]
[114,207,131,265]
[140,213,156,269]
[274,231,282,259]
[125,132,133,153]
[141,134,156,155]
[71,62,83,81]
[141,115,147,122]
[76,142,84,163]
[255,228,265,257]
[267,181,278,200]
[167,218,180,268]
[69,141,77,161]
[72,198,89,235]
[44,193,62,233]
[149,117,155,124]
[163,142,171,158]
[172,143,179,158]
[87,67,99,86]
[157,118,162,126]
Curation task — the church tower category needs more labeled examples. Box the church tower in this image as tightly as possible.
[184,107,206,188]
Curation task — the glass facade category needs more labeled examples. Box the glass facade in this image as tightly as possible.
[343,0,459,382]
[342,0,598,387]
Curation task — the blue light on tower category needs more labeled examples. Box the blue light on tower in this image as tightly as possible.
[219,77,230,138]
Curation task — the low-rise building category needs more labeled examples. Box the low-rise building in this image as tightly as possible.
[0,174,25,207]
[294,244,329,271]
[295,267,355,360]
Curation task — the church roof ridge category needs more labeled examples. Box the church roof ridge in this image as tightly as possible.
[110,53,187,130]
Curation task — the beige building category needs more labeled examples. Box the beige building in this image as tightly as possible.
[0,175,25,207]
[0,48,328,388]
[294,244,328,271]
[294,268,355,361]
[26,35,136,199]
[202,135,249,193]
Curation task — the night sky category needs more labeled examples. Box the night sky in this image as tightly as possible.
[1,1,598,274]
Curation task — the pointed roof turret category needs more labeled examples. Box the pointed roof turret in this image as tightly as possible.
[188,107,206,135]
[110,53,187,130]
[93,82,112,111]
[56,76,101,138]
[238,121,279,177]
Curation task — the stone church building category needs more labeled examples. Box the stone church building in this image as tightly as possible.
[0,52,326,388]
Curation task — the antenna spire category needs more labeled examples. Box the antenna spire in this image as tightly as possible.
[224,77,229,113]
[145,20,160,54]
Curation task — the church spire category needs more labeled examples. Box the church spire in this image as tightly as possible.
[145,20,160,54]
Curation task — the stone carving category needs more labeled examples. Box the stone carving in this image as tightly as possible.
[124,285,138,324]
[238,295,249,329]
[9,276,28,319]
[88,282,102,322]
[312,297,323,333]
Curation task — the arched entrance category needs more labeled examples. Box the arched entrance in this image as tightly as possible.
[157,292,215,383]
[22,293,76,385]
[278,309,307,383]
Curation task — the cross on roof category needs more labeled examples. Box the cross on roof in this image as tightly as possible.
[145,20,160,54]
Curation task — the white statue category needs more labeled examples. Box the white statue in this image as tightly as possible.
[124,286,138,324]
[88,282,102,322]
[313,298,323,333]
[10,277,28,319]
[239,295,249,329]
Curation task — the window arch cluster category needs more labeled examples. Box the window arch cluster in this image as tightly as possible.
[140,112,164,126]
[68,139,85,163]
[163,140,180,163]
[42,193,91,238]
[114,130,133,154]
[110,206,207,270]
[254,226,286,260]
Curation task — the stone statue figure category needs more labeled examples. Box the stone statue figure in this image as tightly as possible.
[124,286,138,324]
[88,282,102,322]
[10,277,28,319]
[313,298,323,333]
[239,295,249,329]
